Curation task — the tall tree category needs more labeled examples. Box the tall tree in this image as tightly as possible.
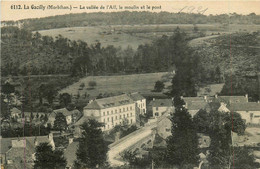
[59,93,71,107]
[193,109,210,134]
[34,142,66,169]
[154,80,165,92]
[53,112,67,132]
[207,110,246,168]
[75,119,108,168]
[166,97,199,166]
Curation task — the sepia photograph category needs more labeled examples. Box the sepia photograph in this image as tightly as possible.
[1,1,260,168]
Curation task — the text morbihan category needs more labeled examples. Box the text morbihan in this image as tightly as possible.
[47,5,70,10]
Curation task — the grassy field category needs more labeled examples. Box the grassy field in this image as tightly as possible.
[59,72,172,97]
[38,24,260,49]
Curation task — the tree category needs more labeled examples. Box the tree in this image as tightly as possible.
[53,112,67,132]
[34,142,66,169]
[2,82,15,118]
[2,82,15,96]
[207,110,246,168]
[166,106,199,166]
[59,93,71,107]
[233,146,259,169]
[154,81,165,92]
[173,95,185,108]
[193,109,210,134]
[75,119,108,168]
[88,81,97,89]
[40,84,58,105]
[1,96,10,119]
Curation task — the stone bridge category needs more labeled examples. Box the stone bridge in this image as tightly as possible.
[108,125,156,166]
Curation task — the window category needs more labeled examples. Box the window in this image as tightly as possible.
[127,107,129,111]
[127,114,129,117]
[120,115,122,119]
[115,116,117,120]
[107,111,109,115]
[104,118,105,122]
[130,106,132,110]
[111,117,114,122]
[155,112,159,116]
[130,119,133,124]
[156,107,158,111]
[131,113,132,117]
[111,110,113,114]
[115,110,117,114]
[123,114,125,118]
[143,109,145,113]
[123,108,125,112]
[166,128,170,132]
[103,112,105,116]
[107,117,109,122]
[119,109,121,113]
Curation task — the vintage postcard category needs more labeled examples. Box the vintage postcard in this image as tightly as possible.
[1,0,260,169]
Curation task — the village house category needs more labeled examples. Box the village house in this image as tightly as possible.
[228,102,260,124]
[0,133,55,168]
[48,108,80,127]
[129,92,147,115]
[150,98,174,117]
[10,107,21,118]
[83,94,136,131]
[183,96,209,117]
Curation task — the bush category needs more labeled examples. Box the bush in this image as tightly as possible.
[88,81,97,88]
[154,81,165,92]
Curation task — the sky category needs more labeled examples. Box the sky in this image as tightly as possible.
[1,1,260,21]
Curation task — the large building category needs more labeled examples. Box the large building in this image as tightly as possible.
[150,99,174,117]
[129,92,147,115]
[83,94,136,131]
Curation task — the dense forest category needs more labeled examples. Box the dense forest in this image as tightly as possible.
[1,26,206,77]
[3,11,260,31]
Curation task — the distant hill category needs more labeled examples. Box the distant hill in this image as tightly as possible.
[3,11,260,31]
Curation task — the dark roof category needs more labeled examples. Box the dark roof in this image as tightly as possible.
[186,102,208,110]
[0,137,12,154]
[129,92,145,101]
[53,108,73,116]
[0,135,50,154]
[216,96,248,104]
[229,102,260,111]
[64,141,79,168]
[73,116,100,126]
[153,133,167,148]
[84,94,134,110]
[151,99,173,107]
[183,97,208,110]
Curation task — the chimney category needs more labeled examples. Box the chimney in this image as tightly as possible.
[48,132,53,141]
[34,137,38,146]
[204,96,207,101]
[69,138,73,144]
[245,94,248,102]
[153,98,155,101]
[215,94,218,98]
